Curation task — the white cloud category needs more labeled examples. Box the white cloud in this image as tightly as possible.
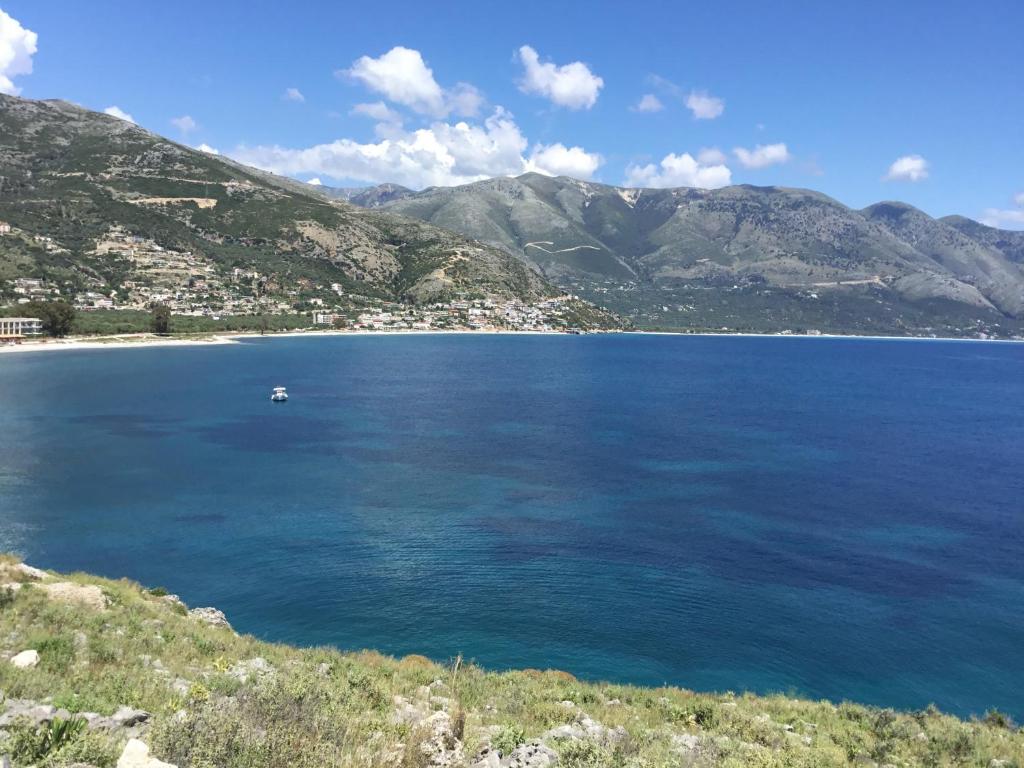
[231,107,602,189]
[526,143,603,179]
[624,153,732,189]
[351,101,402,123]
[733,142,791,169]
[343,46,481,118]
[884,154,928,182]
[307,177,323,186]
[516,45,603,110]
[697,147,727,165]
[0,9,37,96]
[171,115,198,134]
[445,81,484,118]
[980,193,1024,230]
[283,87,305,103]
[686,90,724,120]
[103,106,135,123]
[195,143,219,155]
[631,94,663,113]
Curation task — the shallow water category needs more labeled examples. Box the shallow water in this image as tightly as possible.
[1,334,1022,716]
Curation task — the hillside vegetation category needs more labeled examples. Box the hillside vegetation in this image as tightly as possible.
[379,175,1024,337]
[1,557,1022,767]
[0,94,551,310]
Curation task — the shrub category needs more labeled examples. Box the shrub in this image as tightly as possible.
[32,633,76,674]
[493,723,526,756]
[558,740,612,768]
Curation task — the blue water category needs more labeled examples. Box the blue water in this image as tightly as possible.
[1,334,1022,717]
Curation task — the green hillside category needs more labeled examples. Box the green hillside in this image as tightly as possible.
[2,557,1022,767]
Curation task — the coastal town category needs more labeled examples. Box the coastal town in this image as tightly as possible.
[0,221,601,340]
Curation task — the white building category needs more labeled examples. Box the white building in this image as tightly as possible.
[0,317,44,339]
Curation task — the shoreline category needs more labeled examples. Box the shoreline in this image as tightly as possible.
[1,326,1022,355]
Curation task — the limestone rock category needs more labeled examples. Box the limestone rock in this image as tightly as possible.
[188,606,232,630]
[10,649,39,668]
[228,657,274,683]
[16,563,48,580]
[503,742,558,767]
[408,711,464,767]
[116,738,176,768]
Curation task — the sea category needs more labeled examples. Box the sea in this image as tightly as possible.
[1,333,1022,717]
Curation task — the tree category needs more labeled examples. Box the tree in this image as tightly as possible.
[25,300,76,338]
[151,304,171,335]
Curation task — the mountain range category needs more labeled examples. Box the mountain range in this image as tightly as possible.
[0,93,554,313]
[2,92,1024,337]
[353,174,1024,336]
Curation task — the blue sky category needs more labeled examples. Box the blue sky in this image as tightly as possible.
[2,0,1022,227]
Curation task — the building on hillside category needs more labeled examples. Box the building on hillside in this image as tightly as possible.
[0,317,44,341]
[0,222,11,235]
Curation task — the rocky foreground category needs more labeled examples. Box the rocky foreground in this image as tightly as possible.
[1,556,1022,767]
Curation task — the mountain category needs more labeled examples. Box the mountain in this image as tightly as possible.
[0,94,556,315]
[316,182,415,208]
[380,174,1024,337]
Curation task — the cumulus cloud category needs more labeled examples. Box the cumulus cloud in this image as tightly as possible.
[283,87,305,102]
[351,100,404,138]
[631,94,663,113]
[231,107,602,189]
[516,45,603,110]
[697,147,727,165]
[733,142,791,169]
[103,106,135,123]
[171,115,198,134]
[195,143,219,155]
[526,143,603,179]
[307,177,323,186]
[342,46,481,118]
[980,193,1024,230]
[624,152,732,189]
[686,90,724,119]
[0,9,37,96]
[884,154,929,182]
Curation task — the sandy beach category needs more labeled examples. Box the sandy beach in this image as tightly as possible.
[1,327,1021,356]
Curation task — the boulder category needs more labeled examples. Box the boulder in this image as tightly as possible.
[109,706,151,728]
[188,606,232,630]
[116,738,177,768]
[408,711,464,767]
[10,649,39,668]
[503,742,558,767]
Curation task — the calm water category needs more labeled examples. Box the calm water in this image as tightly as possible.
[1,334,1022,717]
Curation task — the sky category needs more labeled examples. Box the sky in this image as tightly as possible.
[1,0,1022,227]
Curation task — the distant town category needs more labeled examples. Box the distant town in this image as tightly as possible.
[0,221,600,338]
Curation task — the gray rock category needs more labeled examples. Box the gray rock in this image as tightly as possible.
[503,742,558,767]
[228,657,274,683]
[188,606,232,630]
[110,706,151,728]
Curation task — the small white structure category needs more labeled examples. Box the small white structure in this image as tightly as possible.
[271,386,288,402]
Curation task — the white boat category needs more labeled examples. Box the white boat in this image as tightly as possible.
[270,386,288,402]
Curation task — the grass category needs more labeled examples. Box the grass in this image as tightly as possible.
[1,560,1022,767]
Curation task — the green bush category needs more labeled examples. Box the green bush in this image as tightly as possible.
[492,723,526,756]
[31,633,76,674]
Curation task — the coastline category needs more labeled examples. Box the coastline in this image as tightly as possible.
[2,326,1022,356]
